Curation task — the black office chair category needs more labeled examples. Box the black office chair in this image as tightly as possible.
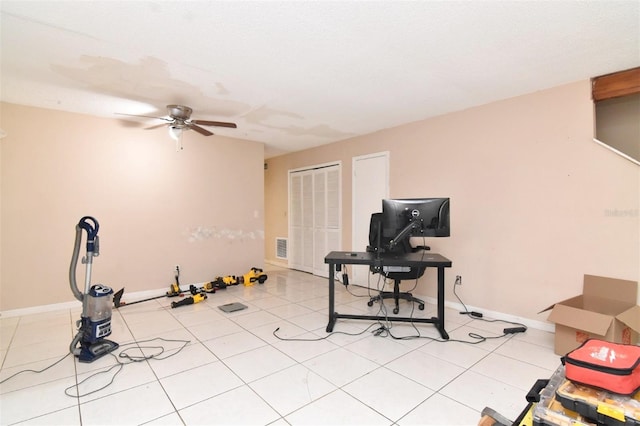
[365,213,428,314]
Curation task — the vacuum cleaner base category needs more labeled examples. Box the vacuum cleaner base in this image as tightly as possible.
[78,339,119,363]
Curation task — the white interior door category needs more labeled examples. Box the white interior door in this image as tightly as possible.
[352,152,389,285]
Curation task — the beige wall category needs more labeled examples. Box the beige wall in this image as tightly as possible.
[264,80,640,321]
[0,103,265,311]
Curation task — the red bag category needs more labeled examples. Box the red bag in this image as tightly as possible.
[564,339,640,395]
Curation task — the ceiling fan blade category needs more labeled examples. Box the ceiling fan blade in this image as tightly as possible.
[189,123,214,136]
[191,120,237,128]
[116,118,145,128]
[145,123,168,130]
[115,112,172,122]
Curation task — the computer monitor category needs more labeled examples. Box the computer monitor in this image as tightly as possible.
[381,198,450,251]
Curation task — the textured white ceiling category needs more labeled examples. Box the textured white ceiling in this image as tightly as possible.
[1,1,639,158]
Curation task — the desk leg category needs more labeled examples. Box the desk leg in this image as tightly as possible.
[326,262,336,332]
[437,266,449,340]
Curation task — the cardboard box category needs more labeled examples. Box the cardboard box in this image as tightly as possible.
[543,274,640,356]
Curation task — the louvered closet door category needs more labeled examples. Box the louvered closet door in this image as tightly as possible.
[289,173,303,270]
[289,164,341,276]
[313,166,341,277]
[289,172,313,273]
[302,173,314,272]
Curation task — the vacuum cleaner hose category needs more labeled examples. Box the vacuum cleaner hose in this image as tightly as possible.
[70,330,82,356]
[69,224,84,302]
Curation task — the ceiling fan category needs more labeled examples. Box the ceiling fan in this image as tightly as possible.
[117,104,237,151]
[119,104,237,136]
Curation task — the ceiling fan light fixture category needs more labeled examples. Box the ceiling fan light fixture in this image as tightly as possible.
[168,126,183,151]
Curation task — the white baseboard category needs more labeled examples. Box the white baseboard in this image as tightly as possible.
[0,300,81,318]
[265,259,289,269]
[420,295,554,332]
[0,287,171,318]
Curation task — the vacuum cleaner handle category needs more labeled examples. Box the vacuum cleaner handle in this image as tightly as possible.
[78,216,99,253]
[70,216,100,303]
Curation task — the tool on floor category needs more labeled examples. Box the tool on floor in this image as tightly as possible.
[478,407,512,426]
[189,284,212,295]
[69,216,119,363]
[171,292,207,308]
[241,267,268,286]
[113,266,188,308]
[202,281,220,293]
[208,267,268,289]
[212,275,240,287]
[167,266,184,297]
[112,288,169,308]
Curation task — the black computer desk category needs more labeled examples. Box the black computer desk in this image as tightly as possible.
[324,251,453,339]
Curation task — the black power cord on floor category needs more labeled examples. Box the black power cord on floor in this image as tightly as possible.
[65,337,190,398]
[346,275,529,345]
[0,337,190,398]
[0,353,72,385]
[272,322,383,342]
[278,269,527,345]
[454,276,485,319]
[273,268,401,343]
[370,276,530,344]
[453,277,528,335]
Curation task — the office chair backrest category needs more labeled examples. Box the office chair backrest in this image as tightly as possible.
[366,212,410,255]
[366,212,425,280]
[366,213,382,253]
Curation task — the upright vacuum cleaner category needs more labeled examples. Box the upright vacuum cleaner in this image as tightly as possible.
[69,216,119,362]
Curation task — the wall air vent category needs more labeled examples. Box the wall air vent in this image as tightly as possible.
[276,238,288,259]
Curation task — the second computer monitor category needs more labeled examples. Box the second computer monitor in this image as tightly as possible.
[381,198,450,241]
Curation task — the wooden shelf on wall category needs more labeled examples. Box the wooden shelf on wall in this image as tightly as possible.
[592,67,640,165]
[592,67,640,102]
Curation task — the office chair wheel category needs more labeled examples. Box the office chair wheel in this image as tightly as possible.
[419,303,425,310]
[393,307,399,314]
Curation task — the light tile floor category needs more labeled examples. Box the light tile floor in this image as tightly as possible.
[0,266,560,425]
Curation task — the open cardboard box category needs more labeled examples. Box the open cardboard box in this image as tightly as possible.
[542,274,640,356]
